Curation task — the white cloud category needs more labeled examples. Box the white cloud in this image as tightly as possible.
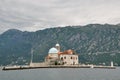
[0,0,120,34]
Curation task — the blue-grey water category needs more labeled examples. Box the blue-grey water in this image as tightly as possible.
[0,67,120,80]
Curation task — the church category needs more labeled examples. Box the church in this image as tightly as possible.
[45,43,79,65]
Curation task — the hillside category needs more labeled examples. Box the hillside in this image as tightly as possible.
[0,24,120,66]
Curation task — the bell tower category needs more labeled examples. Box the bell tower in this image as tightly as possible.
[55,43,60,52]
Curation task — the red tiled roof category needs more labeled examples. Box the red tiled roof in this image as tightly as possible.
[58,49,73,55]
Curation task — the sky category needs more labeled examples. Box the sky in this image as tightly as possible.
[0,0,120,34]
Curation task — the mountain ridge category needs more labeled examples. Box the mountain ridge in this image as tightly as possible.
[0,24,120,66]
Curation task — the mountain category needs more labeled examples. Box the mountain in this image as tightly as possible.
[0,24,120,66]
[117,23,120,26]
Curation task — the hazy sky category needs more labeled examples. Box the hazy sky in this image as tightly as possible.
[0,0,120,33]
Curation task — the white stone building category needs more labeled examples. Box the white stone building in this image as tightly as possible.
[45,43,79,65]
[59,54,78,65]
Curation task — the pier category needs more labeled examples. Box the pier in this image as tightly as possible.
[2,64,116,71]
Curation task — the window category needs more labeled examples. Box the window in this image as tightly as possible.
[73,62,75,65]
[71,57,72,59]
[61,57,63,60]
[64,56,66,59]
[64,62,67,64]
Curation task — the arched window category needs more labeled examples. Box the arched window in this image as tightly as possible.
[64,56,66,59]
[61,57,63,60]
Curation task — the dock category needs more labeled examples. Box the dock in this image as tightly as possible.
[2,64,116,71]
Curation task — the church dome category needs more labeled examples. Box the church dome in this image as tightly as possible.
[48,47,58,54]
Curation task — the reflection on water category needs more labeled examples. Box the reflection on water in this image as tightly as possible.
[0,67,120,80]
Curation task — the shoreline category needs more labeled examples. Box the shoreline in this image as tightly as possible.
[2,65,116,71]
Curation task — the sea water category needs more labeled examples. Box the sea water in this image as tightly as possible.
[0,67,120,80]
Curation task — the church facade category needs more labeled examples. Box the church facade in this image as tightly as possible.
[45,43,79,65]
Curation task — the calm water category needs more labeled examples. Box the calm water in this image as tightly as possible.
[0,67,120,80]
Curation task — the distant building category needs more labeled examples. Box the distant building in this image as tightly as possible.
[45,43,79,65]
